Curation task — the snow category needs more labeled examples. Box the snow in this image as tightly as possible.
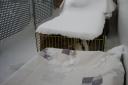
[37,11,105,40]
[118,0,128,84]
[1,47,124,85]
[36,0,116,40]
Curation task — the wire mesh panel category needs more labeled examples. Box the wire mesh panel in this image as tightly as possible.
[34,0,53,26]
[0,0,31,40]
[38,33,105,51]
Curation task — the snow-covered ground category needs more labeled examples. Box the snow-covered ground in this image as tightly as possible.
[0,23,38,84]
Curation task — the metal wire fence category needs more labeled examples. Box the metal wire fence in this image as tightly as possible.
[0,0,31,40]
[0,0,54,40]
[33,0,53,26]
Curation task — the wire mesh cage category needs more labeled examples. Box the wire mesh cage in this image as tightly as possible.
[0,0,31,40]
[33,0,54,26]
[36,33,105,51]
[34,0,109,51]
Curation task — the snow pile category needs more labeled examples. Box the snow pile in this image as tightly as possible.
[36,0,116,40]
[2,46,125,85]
